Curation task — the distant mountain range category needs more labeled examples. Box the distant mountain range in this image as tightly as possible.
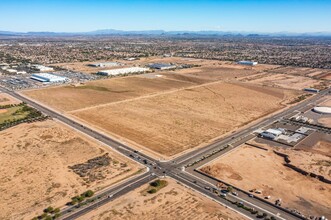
[0,29,331,37]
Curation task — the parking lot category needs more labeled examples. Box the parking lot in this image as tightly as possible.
[0,71,101,90]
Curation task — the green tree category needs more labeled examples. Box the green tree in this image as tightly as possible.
[84,190,94,198]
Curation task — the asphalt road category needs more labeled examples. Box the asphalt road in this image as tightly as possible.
[61,172,155,220]
[1,86,329,220]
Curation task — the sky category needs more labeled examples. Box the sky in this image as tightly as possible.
[0,0,330,33]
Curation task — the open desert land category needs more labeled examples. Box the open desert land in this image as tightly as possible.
[71,82,301,159]
[0,120,142,220]
[266,66,327,77]
[200,144,331,217]
[79,178,245,220]
[240,72,324,90]
[276,146,331,179]
[0,92,21,105]
[22,75,197,112]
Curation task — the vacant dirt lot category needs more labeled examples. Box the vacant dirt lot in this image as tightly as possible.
[0,120,141,220]
[241,73,323,90]
[310,141,331,157]
[276,147,331,178]
[72,82,299,158]
[201,145,331,217]
[268,66,326,77]
[0,93,20,105]
[80,178,244,220]
[22,76,196,112]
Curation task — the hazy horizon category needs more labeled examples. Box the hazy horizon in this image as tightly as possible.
[0,0,330,33]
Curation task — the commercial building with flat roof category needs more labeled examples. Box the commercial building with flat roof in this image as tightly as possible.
[148,63,176,70]
[30,73,67,83]
[88,62,122,68]
[97,67,149,76]
[238,61,258,66]
[260,128,283,140]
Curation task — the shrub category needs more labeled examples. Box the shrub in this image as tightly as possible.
[148,188,157,194]
[77,196,85,202]
[53,213,61,219]
[83,190,94,198]
[44,215,52,220]
[43,206,54,213]
[150,180,161,187]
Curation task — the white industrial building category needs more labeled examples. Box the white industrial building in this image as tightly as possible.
[88,62,122,68]
[97,67,149,76]
[260,128,284,140]
[238,61,258,66]
[148,63,177,70]
[124,57,137,61]
[32,64,54,72]
[30,73,67,83]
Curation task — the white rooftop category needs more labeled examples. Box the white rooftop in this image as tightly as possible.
[265,128,283,136]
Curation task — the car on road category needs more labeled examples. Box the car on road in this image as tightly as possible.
[220,193,227,197]
[249,194,254,198]
[232,192,238,196]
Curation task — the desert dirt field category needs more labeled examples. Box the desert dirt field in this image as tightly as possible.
[22,76,197,112]
[200,145,331,217]
[72,82,300,158]
[79,178,245,220]
[318,117,331,127]
[0,93,21,105]
[0,120,141,220]
[267,66,329,77]
[240,73,323,90]
[276,145,331,179]
[23,58,311,159]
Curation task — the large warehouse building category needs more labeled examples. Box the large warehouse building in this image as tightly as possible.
[148,63,176,70]
[238,61,258,66]
[30,73,67,83]
[88,62,122,68]
[97,67,149,76]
